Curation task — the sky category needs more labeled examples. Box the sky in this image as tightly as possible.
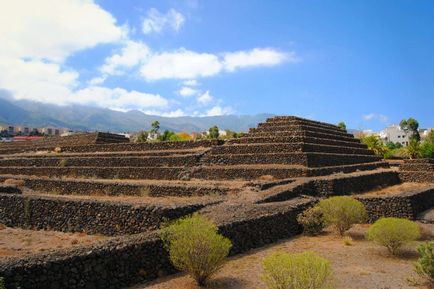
[0,0,433,130]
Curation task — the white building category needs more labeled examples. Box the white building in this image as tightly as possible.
[379,125,411,146]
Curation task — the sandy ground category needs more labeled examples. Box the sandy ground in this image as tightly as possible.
[0,225,108,258]
[134,223,434,289]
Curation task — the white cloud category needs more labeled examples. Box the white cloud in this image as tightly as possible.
[142,109,186,117]
[139,48,296,81]
[223,48,297,72]
[362,113,389,124]
[0,0,124,63]
[73,86,168,110]
[100,41,150,75]
[0,58,78,104]
[205,105,234,116]
[197,91,213,105]
[178,86,198,97]
[140,49,222,80]
[142,8,185,34]
[183,79,199,86]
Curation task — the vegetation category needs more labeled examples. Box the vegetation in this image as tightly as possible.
[360,135,388,156]
[134,131,148,143]
[262,251,333,289]
[0,277,4,289]
[415,241,434,284]
[318,196,367,236]
[337,121,346,130]
[366,217,420,255]
[208,125,219,139]
[159,130,175,141]
[160,214,232,286]
[150,120,160,134]
[297,206,325,236]
[400,117,420,141]
[407,138,421,159]
[224,129,241,139]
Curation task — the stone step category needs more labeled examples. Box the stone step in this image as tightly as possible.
[246,130,358,143]
[251,124,350,137]
[0,154,201,168]
[203,152,381,167]
[0,175,233,197]
[265,116,340,130]
[228,136,367,148]
[210,142,374,155]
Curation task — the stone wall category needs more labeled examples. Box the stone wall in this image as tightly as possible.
[0,176,229,197]
[0,193,209,235]
[259,171,401,203]
[357,187,434,222]
[399,159,434,183]
[0,200,312,289]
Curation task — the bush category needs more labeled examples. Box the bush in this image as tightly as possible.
[420,142,434,159]
[160,214,232,286]
[262,251,333,289]
[360,135,388,156]
[366,217,420,255]
[297,206,325,235]
[415,241,434,283]
[318,196,367,236]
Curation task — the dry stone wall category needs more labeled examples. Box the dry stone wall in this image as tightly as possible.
[0,193,210,235]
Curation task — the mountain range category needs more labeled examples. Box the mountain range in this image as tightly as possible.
[0,92,272,133]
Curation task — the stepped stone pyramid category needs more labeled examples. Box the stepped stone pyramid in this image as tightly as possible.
[199,116,387,180]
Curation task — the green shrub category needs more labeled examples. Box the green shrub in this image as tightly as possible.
[297,206,325,235]
[360,135,388,156]
[420,142,434,159]
[160,214,232,286]
[0,277,4,289]
[366,217,420,255]
[415,241,434,283]
[318,196,367,236]
[262,251,333,289]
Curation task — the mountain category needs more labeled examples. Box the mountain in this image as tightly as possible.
[0,95,272,133]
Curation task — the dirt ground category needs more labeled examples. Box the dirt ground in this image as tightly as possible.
[136,223,434,289]
[0,225,108,258]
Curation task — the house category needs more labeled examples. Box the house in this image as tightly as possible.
[0,125,16,135]
[16,126,31,135]
[379,125,411,146]
[40,127,61,136]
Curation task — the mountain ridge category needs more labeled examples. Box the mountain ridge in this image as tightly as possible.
[0,95,272,133]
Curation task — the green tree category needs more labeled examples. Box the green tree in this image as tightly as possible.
[360,135,388,156]
[160,214,232,286]
[407,138,421,159]
[337,121,346,130]
[159,130,175,141]
[150,120,160,134]
[208,125,219,139]
[400,117,420,141]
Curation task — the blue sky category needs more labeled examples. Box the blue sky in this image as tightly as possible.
[0,0,433,130]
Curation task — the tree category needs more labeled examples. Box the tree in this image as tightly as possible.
[159,130,175,141]
[150,120,160,134]
[400,117,420,141]
[360,135,388,156]
[160,214,232,286]
[407,138,421,159]
[208,125,219,139]
[337,121,346,130]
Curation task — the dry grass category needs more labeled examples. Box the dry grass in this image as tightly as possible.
[359,183,433,197]
[3,178,25,187]
[0,226,108,258]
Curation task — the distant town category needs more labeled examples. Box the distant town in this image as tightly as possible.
[1,121,433,148]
